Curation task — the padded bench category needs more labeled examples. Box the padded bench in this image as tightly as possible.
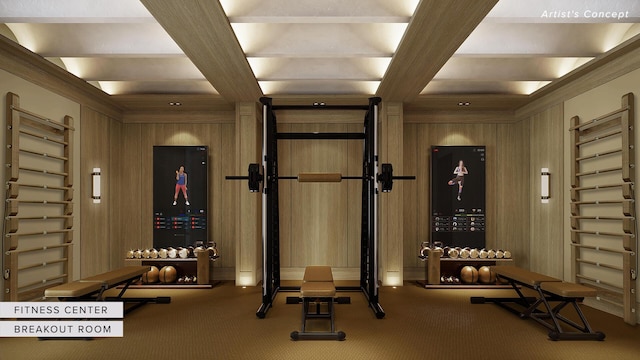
[45,266,170,315]
[471,265,604,341]
[290,266,346,341]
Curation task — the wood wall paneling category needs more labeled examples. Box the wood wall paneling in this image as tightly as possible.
[278,120,362,278]
[80,106,111,277]
[402,121,503,279]
[108,118,123,270]
[527,104,564,278]
[120,124,144,252]
[495,120,530,269]
[235,102,261,285]
[115,116,237,279]
[379,102,404,285]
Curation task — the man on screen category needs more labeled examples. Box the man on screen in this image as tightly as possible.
[447,160,468,201]
[173,165,190,206]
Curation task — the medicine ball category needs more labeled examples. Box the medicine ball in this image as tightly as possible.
[142,266,159,284]
[460,266,479,284]
[469,248,480,259]
[478,266,496,284]
[496,250,504,259]
[142,249,151,259]
[150,248,159,259]
[134,249,143,259]
[178,247,189,259]
[448,247,459,259]
[487,249,496,259]
[459,248,471,259]
[158,248,168,258]
[479,249,488,259]
[167,247,177,259]
[158,266,178,283]
[126,250,134,259]
[503,250,512,259]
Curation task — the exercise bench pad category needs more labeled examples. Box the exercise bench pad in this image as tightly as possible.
[81,266,150,287]
[541,282,597,298]
[44,281,104,298]
[493,265,561,287]
[303,266,334,283]
[300,282,336,298]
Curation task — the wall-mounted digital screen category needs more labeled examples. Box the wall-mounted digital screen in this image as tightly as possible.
[431,146,486,248]
[153,146,208,249]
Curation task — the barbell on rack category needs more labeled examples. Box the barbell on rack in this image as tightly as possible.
[226,163,414,192]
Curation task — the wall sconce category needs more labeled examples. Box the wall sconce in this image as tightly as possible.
[541,168,550,203]
[92,168,101,204]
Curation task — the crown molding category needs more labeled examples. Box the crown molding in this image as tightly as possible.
[0,34,123,120]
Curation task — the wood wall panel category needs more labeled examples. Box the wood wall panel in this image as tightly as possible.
[115,117,237,277]
[235,103,260,284]
[527,104,564,278]
[346,134,363,269]
[120,124,144,252]
[496,120,530,269]
[108,118,123,270]
[218,123,237,266]
[80,107,114,277]
[403,121,505,278]
[379,102,404,285]
[278,121,362,274]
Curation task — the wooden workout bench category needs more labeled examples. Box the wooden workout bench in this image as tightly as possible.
[44,266,171,315]
[290,266,346,341]
[471,265,605,341]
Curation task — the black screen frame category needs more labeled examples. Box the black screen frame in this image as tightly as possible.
[430,145,486,248]
[152,145,208,249]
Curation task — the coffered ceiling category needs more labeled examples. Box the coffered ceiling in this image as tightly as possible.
[1,0,639,111]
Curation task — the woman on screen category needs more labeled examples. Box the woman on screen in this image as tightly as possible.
[173,166,190,206]
[447,160,468,201]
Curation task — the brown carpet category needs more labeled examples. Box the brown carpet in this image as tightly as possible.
[0,282,638,360]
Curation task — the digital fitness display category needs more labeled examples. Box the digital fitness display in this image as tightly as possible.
[431,146,486,248]
[153,146,208,249]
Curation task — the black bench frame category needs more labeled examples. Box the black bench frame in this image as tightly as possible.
[290,296,346,341]
[51,273,170,315]
[471,276,605,341]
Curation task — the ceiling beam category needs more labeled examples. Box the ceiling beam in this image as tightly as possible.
[377,0,498,102]
[140,0,262,102]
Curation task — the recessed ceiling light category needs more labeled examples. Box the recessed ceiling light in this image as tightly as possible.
[169,102,182,106]
[457,101,470,106]
[313,102,326,107]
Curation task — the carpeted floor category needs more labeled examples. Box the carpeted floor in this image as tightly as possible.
[0,282,638,360]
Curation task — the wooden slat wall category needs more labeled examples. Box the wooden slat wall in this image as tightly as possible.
[495,119,530,269]
[80,106,112,277]
[527,104,564,278]
[379,102,404,285]
[108,116,123,270]
[82,112,241,277]
[278,122,362,274]
[235,103,260,285]
[274,109,363,279]
[403,121,532,278]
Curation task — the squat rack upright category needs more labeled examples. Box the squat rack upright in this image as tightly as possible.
[230,96,411,319]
